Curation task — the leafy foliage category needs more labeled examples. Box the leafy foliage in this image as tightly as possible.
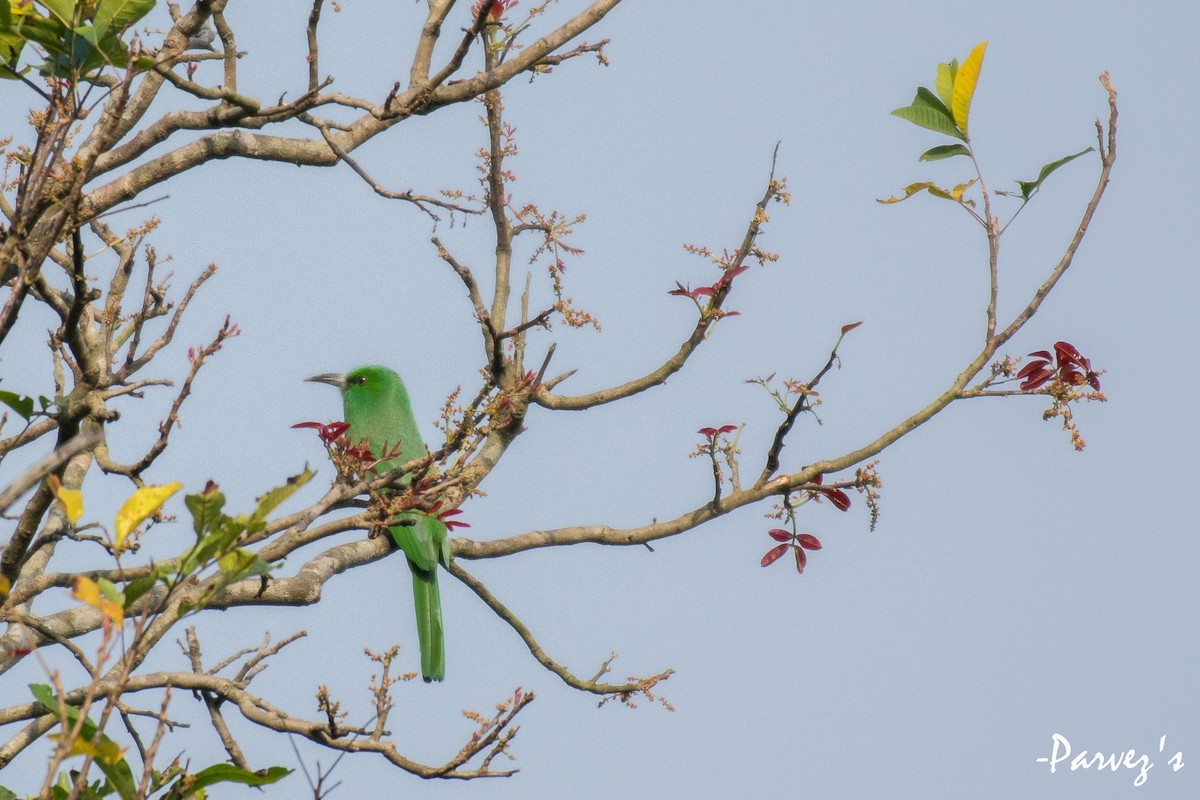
[0,0,154,78]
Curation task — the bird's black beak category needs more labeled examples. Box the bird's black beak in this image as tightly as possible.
[305,373,347,390]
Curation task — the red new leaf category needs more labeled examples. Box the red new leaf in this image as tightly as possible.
[1060,367,1085,386]
[793,545,808,573]
[824,488,851,511]
[1016,360,1051,379]
[761,543,789,567]
[1054,341,1089,371]
[1019,367,1055,390]
[797,533,823,550]
[768,528,792,542]
[292,420,350,444]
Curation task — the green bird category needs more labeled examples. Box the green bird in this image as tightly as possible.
[307,365,450,682]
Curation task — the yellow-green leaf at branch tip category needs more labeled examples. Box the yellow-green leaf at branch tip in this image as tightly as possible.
[951,178,977,200]
[114,482,182,548]
[951,41,987,137]
[47,474,83,524]
[935,59,958,110]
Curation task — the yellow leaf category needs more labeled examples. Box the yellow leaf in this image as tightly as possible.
[47,475,83,525]
[951,41,988,137]
[94,737,125,765]
[71,575,124,629]
[47,733,123,763]
[49,733,93,758]
[0,574,9,601]
[114,482,182,548]
[951,178,978,199]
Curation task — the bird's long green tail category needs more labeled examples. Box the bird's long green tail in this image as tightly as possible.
[410,563,445,682]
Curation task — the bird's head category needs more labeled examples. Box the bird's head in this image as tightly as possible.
[306,365,403,403]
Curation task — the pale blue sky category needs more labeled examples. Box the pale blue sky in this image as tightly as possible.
[2,1,1198,798]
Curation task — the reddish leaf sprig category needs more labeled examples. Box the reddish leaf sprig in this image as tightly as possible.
[697,424,738,440]
[761,529,823,573]
[694,424,740,502]
[668,264,749,318]
[472,0,518,22]
[292,420,349,444]
[1016,340,1101,391]
[809,473,852,511]
[291,422,397,475]
[427,502,471,531]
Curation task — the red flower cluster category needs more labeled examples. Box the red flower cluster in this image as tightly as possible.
[1017,341,1101,391]
[761,529,823,573]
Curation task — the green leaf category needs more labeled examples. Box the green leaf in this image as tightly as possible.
[0,2,27,73]
[179,529,233,576]
[121,567,163,607]
[11,14,69,55]
[71,23,126,72]
[92,0,155,41]
[1015,147,1095,200]
[951,41,988,136]
[935,59,957,110]
[0,40,28,77]
[32,685,136,800]
[185,488,227,536]
[187,764,291,792]
[92,749,136,800]
[0,390,33,420]
[30,682,56,711]
[249,468,314,529]
[39,0,79,28]
[890,97,966,141]
[0,784,19,800]
[217,548,270,581]
[913,86,952,120]
[919,143,971,162]
[96,577,124,605]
